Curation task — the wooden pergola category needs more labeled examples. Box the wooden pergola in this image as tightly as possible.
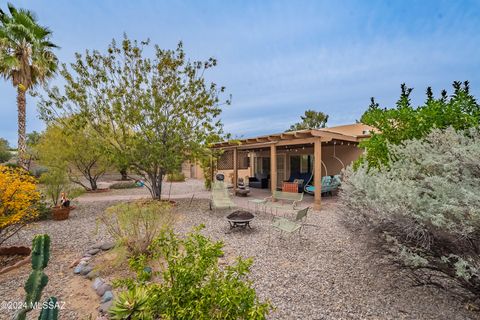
[211,124,373,210]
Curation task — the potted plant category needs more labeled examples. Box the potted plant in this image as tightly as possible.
[40,169,77,220]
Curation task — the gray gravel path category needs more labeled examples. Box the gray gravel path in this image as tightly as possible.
[0,192,476,319]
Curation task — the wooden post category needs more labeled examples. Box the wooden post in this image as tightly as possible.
[314,138,322,210]
[233,147,238,191]
[270,144,277,194]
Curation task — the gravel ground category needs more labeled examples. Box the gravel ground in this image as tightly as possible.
[0,192,477,319]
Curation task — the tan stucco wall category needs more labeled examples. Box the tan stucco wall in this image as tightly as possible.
[181,161,204,179]
[216,169,251,185]
[320,144,363,176]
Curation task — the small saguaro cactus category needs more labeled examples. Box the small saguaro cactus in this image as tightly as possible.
[15,234,59,320]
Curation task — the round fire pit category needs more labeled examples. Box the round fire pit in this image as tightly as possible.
[226,210,255,229]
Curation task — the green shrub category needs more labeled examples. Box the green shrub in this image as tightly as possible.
[341,127,480,297]
[99,201,174,256]
[360,81,480,168]
[39,169,69,206]
[110,181,139,189]
[32,166,48,178]
[110,226,271,319]
[0,138,12,163]
[166,171,185,182]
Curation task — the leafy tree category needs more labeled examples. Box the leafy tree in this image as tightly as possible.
[0,138,12,163]
[36,121,109,191]
[360,81,480,168]
[110,226,271,319]
[0,3,58,169]
[341,127,480,297]
[39,36,229,199]
[0,165,40,246]
[287,109,328,131]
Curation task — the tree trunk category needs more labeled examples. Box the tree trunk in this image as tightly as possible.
[120,168,128,181]
[89,178,98,191]
[149,172,164,200]
[17,87,27,169]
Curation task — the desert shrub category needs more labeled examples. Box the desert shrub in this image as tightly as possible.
[341,127,480,296]
[39,168,69,206]
[166,171,185,182]
[110,226,271,319]
[0,138,12,163]
[110,181,139,189]
[0,165,40,246]
[32,166,48,178]
[99,201,174,256]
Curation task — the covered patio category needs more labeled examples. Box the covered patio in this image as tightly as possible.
[212,123,373,210]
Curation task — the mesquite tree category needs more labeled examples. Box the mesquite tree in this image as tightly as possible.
[39,36,229,199]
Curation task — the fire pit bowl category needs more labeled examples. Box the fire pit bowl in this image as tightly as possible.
[226,210,255,229]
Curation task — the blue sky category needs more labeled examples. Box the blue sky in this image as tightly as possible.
[1,0,480,145]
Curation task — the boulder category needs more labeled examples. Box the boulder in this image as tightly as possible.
[101,290,114,303]
[92,278,104,290]
[99,300,113,314]
[80,265,93,276]
[86,270,100,280]
[96,283,112,296]
[100,242,115,251]
[73,262,87,274]
[86,248,101,255]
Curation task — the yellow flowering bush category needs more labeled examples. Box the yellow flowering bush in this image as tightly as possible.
[0,165,40,246]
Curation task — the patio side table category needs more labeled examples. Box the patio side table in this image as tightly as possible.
[248,198,266,214]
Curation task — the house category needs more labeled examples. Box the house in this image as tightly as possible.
[210,123,375,210]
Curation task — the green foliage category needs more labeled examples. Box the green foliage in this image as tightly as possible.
[0,138,12,163]
[166,171,185,182]
[109,181,139,189]
[360,81,480,168]
[109,287,152,320]
[39,168,69,206]
[198,147,223,190]
[341,128,480,296]
[0,3,58,168]
[35,121,110,191]
[287,109,329,131]
[99,201,174,256]
[38,35,230,200]
[15,234,58,320]
[110,226,271,320]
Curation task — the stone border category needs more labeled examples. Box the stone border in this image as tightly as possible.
[70,241,116,316]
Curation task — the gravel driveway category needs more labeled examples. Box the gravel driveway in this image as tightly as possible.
[0,192,476,319]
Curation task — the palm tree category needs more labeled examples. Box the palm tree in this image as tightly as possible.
[0,3,58,168]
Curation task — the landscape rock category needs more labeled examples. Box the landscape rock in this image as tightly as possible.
[73,262,87,274]
[92,278,104,291]
[96,283,112,296]
[99,300,113,314]
[86,248,101,255]
[100,242,115,251]
[91,243,103,249]
[101,290,114,303]
[80,257,91,263]
[79,265,93,276]
[86,270,100,280]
